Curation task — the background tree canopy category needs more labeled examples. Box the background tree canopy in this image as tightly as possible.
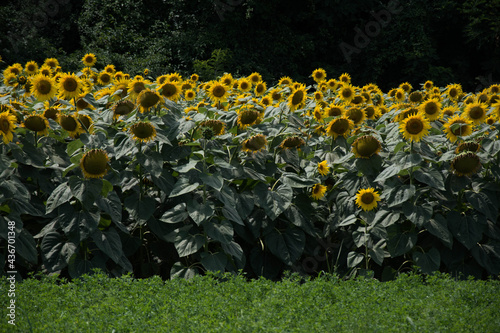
[0,0,498,91]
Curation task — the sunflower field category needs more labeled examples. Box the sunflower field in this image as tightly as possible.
[1,56,500,281]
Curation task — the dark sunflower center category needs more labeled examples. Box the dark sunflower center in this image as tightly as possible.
[27,64,36,72]
[140,92,160,108]
[361,192,374,204]
[133,82,145,94]
[355,136,379,157]
[452,153,480,175]
[331,119,349,134]
[60,116,77,132]
[328,107,342,117]
[256,84,265,94]
[272,92,281,101]
[449,88,458,98]
[291,90,304,105]
[63,78,78,92]
[78,115,91,129]
[341,88,352,98]
[76,98,89,109]
[245,136,266,151]
[44,108,58,119]
[38,80,52,95]
[406,118,424,134]
[240,110,259,125]
[84,56,94,63]
[24,116,46,132]
[100,73,111,84]
[283,137,304,148]
[114,101,134,115]
[451,121,466,136]
[364,107,375,118]
[161,83,177,97]
[0,119,11,133]
[469,106,484,119]
[425,102,438,115]
[347,108,363,124]
[240,82,249,90]
[83,150,108,175]
[132,122,155,139]
[212,85,226,98]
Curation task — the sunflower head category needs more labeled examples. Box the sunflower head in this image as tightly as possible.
[311,184,327,200]
[24,61,39,75]
[190,73,199,82]
[339,84,355,103]
[278,76,293,86]
[130,122,157,142]
[82,53,97,67]
[254,82,267,96]
[443,115,473,143]
[248,72,262,85]
[0,111,17,144]
[136,89,161,113]
[409,91,424,103]
[80,149,109,179]
[464,102,488,124]
[339,73,351,84]
[58,73,83,100]
[419,99,442,121]
[400,114,430,142]
[59,114,82,138]
[317,160,330,176]
[345,107,365,125]
[159,82,181,101]
[237,106,262,129]
[97,72,113,86]
[30,74,57,101]
[242,134,267,153]
[399,82,412,93]
[279,136,306,150]
[23,113,49,136]
[288,87,307,111]
[455,141,480,154]
[423,80,434,90]
[352,135,381,159]
[207,82,229,103]
[355,188,381,211]
[326,116,354,139]
[451,152,481,177]
[312,68,327,83]
[200,119,225,136]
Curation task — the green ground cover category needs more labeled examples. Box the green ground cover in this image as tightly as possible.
[1,272,499,332]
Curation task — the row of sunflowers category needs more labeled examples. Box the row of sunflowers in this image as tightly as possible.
[0,53,499,280]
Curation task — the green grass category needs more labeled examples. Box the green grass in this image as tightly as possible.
[1,272,499,332]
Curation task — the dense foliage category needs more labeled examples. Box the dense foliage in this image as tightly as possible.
[1,272,499,332]
[0,0,498,90]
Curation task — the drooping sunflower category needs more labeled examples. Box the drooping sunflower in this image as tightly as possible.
[110,77,131,100]
[451,152,481,177]
[112,100,135,119]
[311,68,327,83]
[442,106,458,118]
[338,84,355,103]
[30,74,57,101]
[242,134,267,153]
[419,98,442,121]
[455,141,480,154]
[136,89,161,113]
[199,119,226,136]
[279,136,306,150]
[345,107,365,126]
[58,114,82,138]
[81,53,97,67]
[313,106,325,122]
[23,113,49,136]
[326,116,354,139]
[0,111,17,144]
[24,61,39,75]
[443,115,473,143]
[254,81,267,96]
[130,121,157,143]
[311,184,327,200]
[159,82,182,101]
[355,188,381,211]
[317,160,330,176]
[237,106,262,129]
[350,94,365,106]
[464,102,488,124]
[288,86,307,111]
[399,114,431,142]
[352,135,382,159]
[58,73,83,100]
[80,149,109,179]
[268,88,283,104]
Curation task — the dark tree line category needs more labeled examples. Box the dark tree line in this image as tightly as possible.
[0,0,498,91]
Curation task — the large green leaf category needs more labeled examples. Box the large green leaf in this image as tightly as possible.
[255,183,293,220]
[385,184,415,208]
[40,231,78,272]
[347,251,364,268]
[68,253,96,279]
[169,177,200,198]
[369,239,386,266]
[187,199,214,225]
[372,209,400,228]
[424,214,453,249]
[413,168,445,190]
[170,262,197,279]
[174,233,205,257]
[221,241,244,261]
[386,224,417,257]
[16,229,38,264]
[284,205,317,236]
[96,191,122,223]
[201,252,228,272]
[402,202,433,228]
[199,172,224,191]
[413,248,440,274]
[447,211,486,250]
[471,243,500,275]
[159,203,188,224]
[69,176,102,207]
[91,228,123,264]
[124,194,157,223]
[204,219,233,244]
[264,227,305,266]
[374,164,402,182]
[281,172,318,188]
[465,190,498,222]
[141,151,163,178]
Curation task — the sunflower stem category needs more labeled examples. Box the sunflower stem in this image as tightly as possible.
[139,141,143,199]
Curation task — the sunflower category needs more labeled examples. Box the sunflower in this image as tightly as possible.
[268,88,283,104]
[104,64,116,74]
[113,100,135,118]
[313,106,325,122]
[350,94,365,106]
[111,77,130,99]
[339,84,355,103]
[345,107,365,125]
[446,84,462,101]
[238,78,252,92]
[220,73,234,87]
[326,116,354,139]
[464,102,488,124]
[59,114,82,138]
[96,72,112,86]
[442,106,458,118]
[278,76,293,86]
[24,61,39,75]
[184,89,196,101]
[130,122,157,142]
[38,65,53,77]
[200,119,225,136]
[30,74,57,101]
[339,73,351,84]
[312,68,327,83]
[394,88,406,103]
[317,160,330,176]
[313,90,324,103]
[58,73,83,100]
[288,86,307,111]
[159,82,182,101]
[419,98,442,121]
[443,115,473,143]
[237,106,262,129]
[486,116,496,126]
[181,80,195,91]
[78,114,93,133]
[352,135,381,159]
[409,91,424,104]
[311,184,327,200]
[207,82,229,103]
[451,152,481,177]
[399,82,412,93]
[80,149,109,179]
[399,114,430,142]
[43,58,59,68]
[254,81,267,96]
[327,79,340,91]
[355,188,381,211]
[362,106,378,120]
[166,72,182,82]
[242,134,267,153]
[423,80,434,90]
[23,113,49,136]
[455,141,480,154]
[43,102,61,120]
[136,89,161,113]
[279,136,306,150]
[190,73,199,82]
[0,111,17,144]
[260,96,272,107]
[81,53,97,67]
[127,78,148,100]
[248,72,262,85]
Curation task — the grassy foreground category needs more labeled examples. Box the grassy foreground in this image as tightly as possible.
[1,272,499,332]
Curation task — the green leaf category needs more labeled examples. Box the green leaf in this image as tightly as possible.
[66,139,84,156]
[222,206,244,226]
[471,243,500,275]
[174,233,205,257]
[284,205,317,236]
[40,231,78,272]
[413,248,440,274]
[68,253,96,279]
[201,252,227,272]
[373,209,400,228]
[425,214,453,249]
[16,229,38,264]
[402,153,423,169]
[347,251,364,268]
[447,211,486,250]
[265,228,305,266]
[369,239,386,266]
[101,179,113,197]
[221,241,244,261]
[142,151,163,178]
[337,214,357,227]
[114,134,137,160]
[199,172,224,191]
[465,191,498,222]
[96,191,122,223]
[255,183,293,220]
[386,224,417,257]
[169,177,200,198]
[281,173,318,188]
[91,228,123,264]
[170,262,197,279]
[413,168,445,190]
[204,219,233,244]
[159,203,188,224]
[402,202,433,228]
[124,194,157,222]
[385,185,415,207]
[69,177,102,207]
[374,164,402,182]
[187,200,214,225]
[172,159,200,173]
